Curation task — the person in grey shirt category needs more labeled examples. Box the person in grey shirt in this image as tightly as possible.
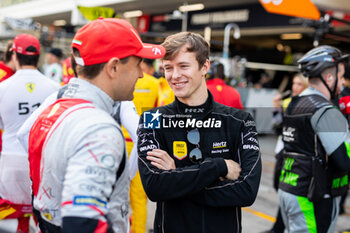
[278,45,350,233]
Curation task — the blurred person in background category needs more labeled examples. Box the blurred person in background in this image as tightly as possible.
[43,47,63,84]
[0,41,16,154]
[62,56,75,85]
[141,58,155,76]
[206,61,243,110]
[340,64,350,97]
[141,58,175,106]
[156,62,175,106]
[157,76,175,106]
[125,58,160,233]
[337,61,350,217]
[272,73,309,133]
[247,69,272,89]
[264,73,308,233]
[0,33,60,233]
[0,41,15,82]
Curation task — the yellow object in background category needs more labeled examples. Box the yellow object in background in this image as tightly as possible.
[157,77,175,106]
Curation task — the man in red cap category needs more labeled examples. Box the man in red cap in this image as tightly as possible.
[28,18,164,233]
[0,33,60,233]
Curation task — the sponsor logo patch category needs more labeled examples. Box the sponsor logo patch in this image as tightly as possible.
[173,141,187,160]
[244,120,256,127]
[0,70,7,80]
[184,108,204,113]
[283,126,296,142]
[243,144,259,150]
[43,213,52,220]
[213,141,227,149]
[140,144,157,152]
[26,82,35,93]
[73,196,107,208]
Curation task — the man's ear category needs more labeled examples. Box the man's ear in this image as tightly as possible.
[201,59,210,76]
[325,73,334,85]
[105,58,120,79]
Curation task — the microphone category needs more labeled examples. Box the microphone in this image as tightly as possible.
[280,90,291,100]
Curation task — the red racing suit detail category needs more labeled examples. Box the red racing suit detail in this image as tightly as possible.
[29,98,92,197]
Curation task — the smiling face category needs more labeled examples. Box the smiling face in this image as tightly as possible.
[162,45,209,105]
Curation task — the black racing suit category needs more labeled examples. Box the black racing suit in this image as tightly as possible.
[137,91,262,233]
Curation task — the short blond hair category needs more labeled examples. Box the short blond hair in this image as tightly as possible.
[294,73,308,89]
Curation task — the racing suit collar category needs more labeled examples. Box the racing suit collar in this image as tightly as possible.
[175,90,214,117]
[63,78,115,115]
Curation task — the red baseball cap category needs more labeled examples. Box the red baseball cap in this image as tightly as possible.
[71,18,165,66]
[12,34,40,55]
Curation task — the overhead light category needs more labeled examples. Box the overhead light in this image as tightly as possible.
[204,26,211,43]
[171,10,183,19]
[53,19,66,26]
[123,10,143,18]
[179,3,204,12]
[280,33,303,40]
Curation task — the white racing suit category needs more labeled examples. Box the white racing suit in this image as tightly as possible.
[28,78,129,232]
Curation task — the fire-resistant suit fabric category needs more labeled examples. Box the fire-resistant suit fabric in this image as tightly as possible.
[28,78,129,233]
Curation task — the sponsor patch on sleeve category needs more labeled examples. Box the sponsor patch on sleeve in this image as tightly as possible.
[140,144,157,152]
[73,196,107,208]
[242,144,259,151]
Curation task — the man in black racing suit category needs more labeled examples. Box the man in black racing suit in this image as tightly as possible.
[137,32,262,233]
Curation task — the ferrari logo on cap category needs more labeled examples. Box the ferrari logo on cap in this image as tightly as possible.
[26,83,35,93]
[173,141,187,160]
[152,47,162,55]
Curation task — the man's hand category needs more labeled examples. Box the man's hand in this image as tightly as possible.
[223,160,241,180]
[147,149,176,170]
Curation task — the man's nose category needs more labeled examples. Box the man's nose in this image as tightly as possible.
[172,67,181,79]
